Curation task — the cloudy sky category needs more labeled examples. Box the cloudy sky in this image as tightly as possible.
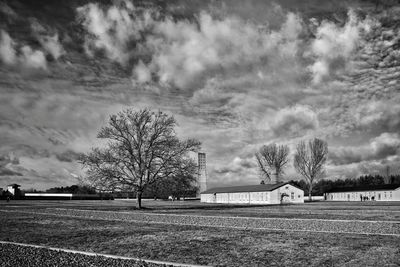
[0,0,399,190]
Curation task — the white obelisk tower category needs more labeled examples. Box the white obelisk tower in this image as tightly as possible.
[197,152,207,198]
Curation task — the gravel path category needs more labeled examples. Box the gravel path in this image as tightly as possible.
[0,241,209,267]
[2,208,399,236]
[0,242,163,267]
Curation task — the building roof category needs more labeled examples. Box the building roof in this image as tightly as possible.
[326,184,400,193]
[201,182,301,194]
[7,184,21,187]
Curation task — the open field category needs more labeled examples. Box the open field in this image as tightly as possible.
[0,200,399,266]
[2,199,400,221]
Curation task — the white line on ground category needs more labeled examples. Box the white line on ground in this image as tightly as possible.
[0,241,211,267]
[1,209,399,237]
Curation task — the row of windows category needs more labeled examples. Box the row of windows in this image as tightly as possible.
[331,191,393,200]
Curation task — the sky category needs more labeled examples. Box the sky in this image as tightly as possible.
[0,0,400,190]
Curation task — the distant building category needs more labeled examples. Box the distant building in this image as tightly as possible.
[325,184,400,201]
[7,184,21,196]
[25,193,73,200]
[24,193,114,200]
[201,182,304,204]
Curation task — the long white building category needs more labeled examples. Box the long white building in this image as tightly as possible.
[200,182,304,204]
[325,184,400,201]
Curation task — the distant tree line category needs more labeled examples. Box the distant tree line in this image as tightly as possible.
[45,185,96,194]
[30,178,197,200]
[290,174,400,196]
[142,174,197,199]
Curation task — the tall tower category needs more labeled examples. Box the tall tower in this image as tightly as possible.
[197,152,207,197]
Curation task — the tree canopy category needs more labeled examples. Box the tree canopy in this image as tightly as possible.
[294,138,328,201]
[255,143,289,183]
[81,108,201,208]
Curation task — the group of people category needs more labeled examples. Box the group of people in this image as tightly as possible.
[360,195,374,201]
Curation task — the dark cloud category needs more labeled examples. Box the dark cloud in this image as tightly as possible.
[55,150,83,162]
[329,133,400,165]
[0,168,22,176]
[272,105,319,137]
[0,154,22,176]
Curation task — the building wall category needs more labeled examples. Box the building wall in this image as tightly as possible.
[326,188,400,201]
[275,184,304,204]
[25,193,73,198]
[200,184,304,204]
[7,186,15,195]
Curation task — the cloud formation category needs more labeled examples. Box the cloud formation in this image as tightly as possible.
[0,29,47,69]
[0,154,22,176]
[77,1,153,64]
[30,19,65,60]
[78,1,304,88]
[309,10,372,84]
[0,30,16,65]
[272,105,319,137]
[330,133,400,165]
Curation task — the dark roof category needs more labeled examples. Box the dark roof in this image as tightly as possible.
[201,182,301,194]
[326,184,400,193]
[7,184,21,187]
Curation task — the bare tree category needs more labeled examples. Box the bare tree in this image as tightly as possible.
[294,138,328,201]
[81,108,201,209]
[255,143,289,183]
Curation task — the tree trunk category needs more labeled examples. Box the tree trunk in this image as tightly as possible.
[136,191,143,209]
[308,183,313,202]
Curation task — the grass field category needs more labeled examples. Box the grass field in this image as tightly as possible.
[1,200,399,266]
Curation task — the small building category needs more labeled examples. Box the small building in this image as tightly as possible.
[25,193,73,200]
[200,182,304,204]
[325,184,400,201]
[7,184,21,196]
[24,193,114,200]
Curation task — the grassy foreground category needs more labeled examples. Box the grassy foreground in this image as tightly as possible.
[0,211,399,266]
[3,199,400,221]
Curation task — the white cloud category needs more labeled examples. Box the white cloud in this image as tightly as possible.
[30,19,65,60]
[20,46,47,70]
[38,34,64,60]
[272,105,319,137]
[78,2,305,89]
[133,60,152,83]
[0,29,51,70]
[0,30,17,65]
[144,11,303,88]
[310,10,372,84]
[370,132,400,158]
[77,1,155,64]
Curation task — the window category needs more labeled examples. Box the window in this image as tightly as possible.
[291,192,294,200]
[389,192,392,199]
